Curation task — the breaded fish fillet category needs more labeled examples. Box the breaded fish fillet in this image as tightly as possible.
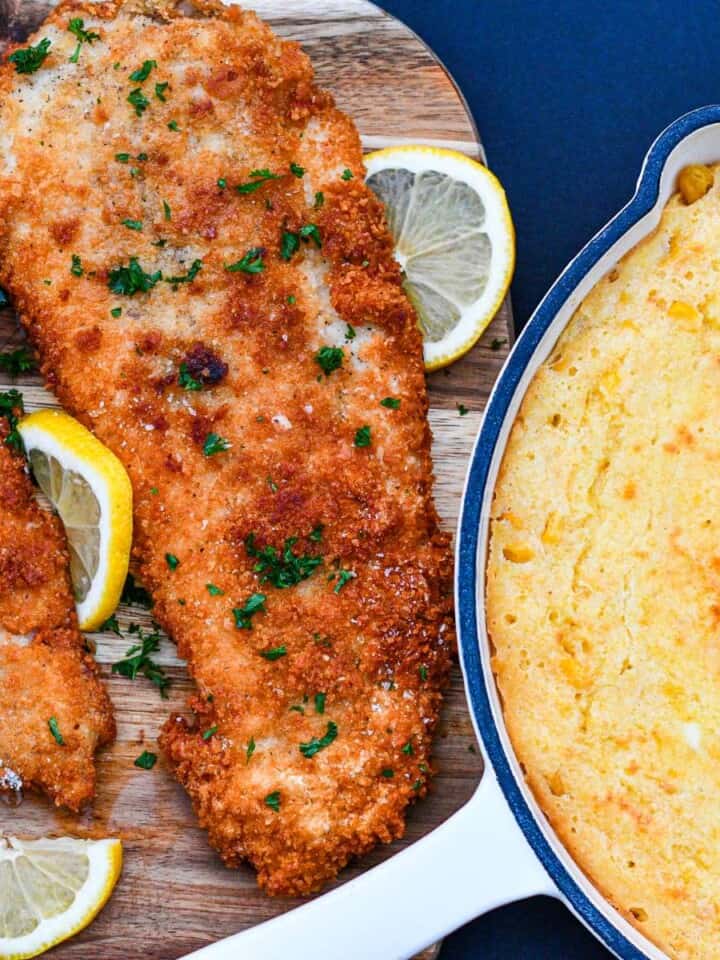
[0,419,114,810]
[0,0,453,894]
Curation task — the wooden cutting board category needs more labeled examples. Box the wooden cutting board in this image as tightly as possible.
[0,2,512,957]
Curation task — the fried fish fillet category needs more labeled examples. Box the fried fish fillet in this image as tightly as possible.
[0,0,453,894]
[0,421,114,810]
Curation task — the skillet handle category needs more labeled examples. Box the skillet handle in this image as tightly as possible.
[183,770,556,960]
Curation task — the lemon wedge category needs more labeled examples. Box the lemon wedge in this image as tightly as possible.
[365,146,515,370]
[17,410,132,631]
[0,836,122,960]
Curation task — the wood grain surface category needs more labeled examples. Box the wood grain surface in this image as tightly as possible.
[0,2,512,958]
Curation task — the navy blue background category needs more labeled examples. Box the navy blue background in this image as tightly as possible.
[373,1,720,956]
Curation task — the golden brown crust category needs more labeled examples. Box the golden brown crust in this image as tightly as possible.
[0,2,452,893]
[488,168,720,960]
[0,440,114,810]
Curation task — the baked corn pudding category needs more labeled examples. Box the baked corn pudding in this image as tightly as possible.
[487,164,720,960]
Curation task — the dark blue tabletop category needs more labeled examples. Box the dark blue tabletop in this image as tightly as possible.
[374,1,720,956]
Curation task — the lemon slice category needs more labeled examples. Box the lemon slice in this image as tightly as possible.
[365,146,515,370]
[0,836,122,960]
[17,410,133,631]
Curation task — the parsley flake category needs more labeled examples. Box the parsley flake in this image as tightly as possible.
[165,553,179,570]
[233,592,266,629]
[245,533,322,589]
[345,323,356,340]
[121,574,153,608]
[333,569,356,594]
[265,790,281,812]
[155,81,169,101]
[135,750,157,769]
[130,59,157,83]
[267,476,278,493]
[70,254,83,277]
[286,295,296,305]
[260,645,287,661]
[206,583,224,596]
[163,200,171,220]
[203,432,231,457]
[9,38,51,74]
[128,88,150,116]
[122,218,143,231]
[68,18,99,64]
[299,720,338,758]
[315,345,344,376]
[225,247,264,274]
[48,717,64,745]
[314,191,324,208]
[111,307,122,318]
[178,362,202,391]
[115,153,130,163]
[419,665,428,682]
[341,168,353,180]
[402,740,414,755]
[381,768,394,778]
[246,737,256,762]
[491,337,507,351]
[299,223,322,247]
[217,178,227,189]
[167,119,179,131]
[380,397,401,409]
[0,347,33,376]
[280,230,300,261]
[202,725,218,741]
[457,403,469,416]
[290,161,305,178]
[108,258,162,295]
[236,169,280,194]
[111,625,169,697]
[101,615,121,635]
[0,390,24,451]
[165,259,203,287]
[309,524,324,542]
[354,425,371,448]
[314,692,326,714]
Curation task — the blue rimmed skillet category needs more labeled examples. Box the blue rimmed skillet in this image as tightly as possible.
[182,106,720,960]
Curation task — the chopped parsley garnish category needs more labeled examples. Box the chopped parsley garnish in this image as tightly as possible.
[202,725,218,741]
[290,162,305,178]
[108,258,162,296]
[286,295,296,305]
[267,476,278,493]
[121,573,153,608]
[314,191,324,208]
[217,178,227,189]
[0,390,24,451]
[165,552,179,570]
[9,38,51,74]
[165,260,203,287]
[380,397,401,409]
[115,153,130,163]
[345,323,356,340]
[68,18,99,64]
[48,717,64,745]
[264,790,281,812]
[354,425,371,447]
[130,59,157,82]
[154,81,169,101]
[163,200,171,221]
[150,486,159,495]
[315,345,344,376]
[245,533,322,589]
[236,168,280,194]
[206,583,224,596]
[280,230,300,261]
[122,218,143,231]
[101,614,121,635]
[314,692,326,714]
[178,363,202,391]
[299,223,322,247]
[412,779,423,791]
[491,337,507,351]
[0,347,33,376]
[381,768,394,778]
[71,254,84,277]
[260,645,287,661]
[246,737,256,762]
[152,239,167,248]
[341,168,353,180]
[128,88,150,117]
[225,247,264,274]
[232,592,267,629]
[333,569,356,594]
[111,307,122,318]
[203,432,231,456]
[289,704,305,714]
[457,403,469,416]
[402,740,414,755]
[136,152,148,162]
[309,524,324,542]
[135,750,157,769]
[111,625,169,697]
[167,120,179,131]
[418,664,428,682]
[299,720,338,758]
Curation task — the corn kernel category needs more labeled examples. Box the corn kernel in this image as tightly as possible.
[502,544,534,563]
[677,164,714,205]
[668,300,701,330]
